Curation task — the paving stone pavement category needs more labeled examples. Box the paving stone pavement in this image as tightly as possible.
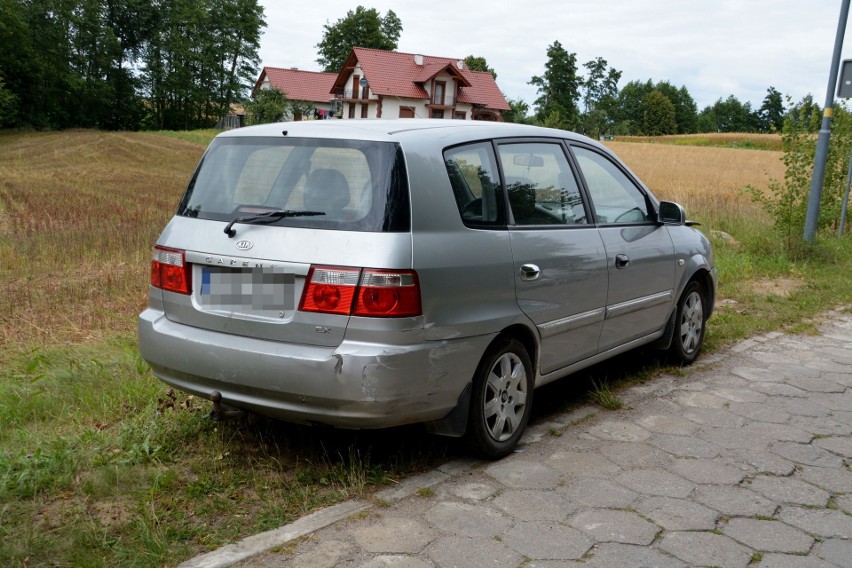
[184,309,852,568]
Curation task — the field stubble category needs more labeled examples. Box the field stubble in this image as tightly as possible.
[0,131,786,357]
[4,129,839,568]
[0,130,204,354]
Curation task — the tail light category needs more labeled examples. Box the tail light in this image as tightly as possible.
[299,266,421,317]
[150,246,192,295]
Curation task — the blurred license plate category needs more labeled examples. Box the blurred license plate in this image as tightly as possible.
[199,266,295,314]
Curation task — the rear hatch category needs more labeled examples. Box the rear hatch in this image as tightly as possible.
[150,131,412,347]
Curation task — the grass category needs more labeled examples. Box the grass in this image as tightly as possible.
[614,132,783,151]
[1,128,851,567]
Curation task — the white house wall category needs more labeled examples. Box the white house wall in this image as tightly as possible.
[338,70,476,120]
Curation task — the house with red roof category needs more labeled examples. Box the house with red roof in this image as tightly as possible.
[253,47,510,122]
[330,47,510,121]
[253,67,339,120]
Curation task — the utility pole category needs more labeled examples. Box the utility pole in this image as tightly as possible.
[804,0,851,242]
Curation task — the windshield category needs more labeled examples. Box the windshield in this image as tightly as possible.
[178,137,410,232]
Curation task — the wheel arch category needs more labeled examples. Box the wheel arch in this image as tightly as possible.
[424,323,540,439]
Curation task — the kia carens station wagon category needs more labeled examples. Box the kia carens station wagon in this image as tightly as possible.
[138,119,716,458]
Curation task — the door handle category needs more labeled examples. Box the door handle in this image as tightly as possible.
[519,264,541,281]
[615,254,630,269]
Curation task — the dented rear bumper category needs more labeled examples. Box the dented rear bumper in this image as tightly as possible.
[138,308,488,429]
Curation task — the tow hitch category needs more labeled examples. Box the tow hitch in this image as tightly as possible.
[209,391,246,421]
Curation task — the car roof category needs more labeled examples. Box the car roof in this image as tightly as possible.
[216,119,597,146]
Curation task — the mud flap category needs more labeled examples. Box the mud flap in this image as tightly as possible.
[649,309,677,351]
[424,382,472,437]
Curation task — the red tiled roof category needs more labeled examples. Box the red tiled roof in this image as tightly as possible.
[255,67,337,104]
[458,70,511,111]
[333,48,509,111]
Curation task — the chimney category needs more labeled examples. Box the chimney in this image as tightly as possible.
[414,54,423,65]
[456,60,464,69]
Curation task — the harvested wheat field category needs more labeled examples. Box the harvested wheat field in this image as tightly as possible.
[0,130,786,356]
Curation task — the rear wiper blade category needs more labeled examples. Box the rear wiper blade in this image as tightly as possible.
[224,209,325,237]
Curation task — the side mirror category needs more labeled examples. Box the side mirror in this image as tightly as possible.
[658,201,686,225]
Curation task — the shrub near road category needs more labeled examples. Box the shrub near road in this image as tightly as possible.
[0,130,850,567]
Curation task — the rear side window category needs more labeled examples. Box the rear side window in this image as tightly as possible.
[444,142,506,227]
[178,137,410,232]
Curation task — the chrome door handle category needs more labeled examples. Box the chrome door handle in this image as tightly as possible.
[519,264,541,281]
[615,254,630,269]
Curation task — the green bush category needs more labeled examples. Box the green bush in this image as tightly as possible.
[748,99,852,241]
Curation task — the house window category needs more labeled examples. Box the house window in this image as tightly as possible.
[433,81,446,105]
[361,103,368,118]
[399,107,416,118]
[361,85,369,99]
[352,75,360,99]
[431,110,444,119]
[453,111,466,120]
[348,103,355,119]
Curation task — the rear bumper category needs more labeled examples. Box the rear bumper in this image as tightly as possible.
[138,309,489,429]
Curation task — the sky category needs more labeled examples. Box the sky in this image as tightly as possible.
[257,0,852,111]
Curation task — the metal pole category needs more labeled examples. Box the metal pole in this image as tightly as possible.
[840,152,852,235]
[804,0,851,242]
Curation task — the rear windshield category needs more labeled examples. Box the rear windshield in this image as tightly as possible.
[177,137,410,232]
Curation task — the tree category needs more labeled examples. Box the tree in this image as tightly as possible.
[315,6,402,72]
[613,79,696,135]
[0,76,16,126]
[0,0,264,130]
[614,80,654,134]
[245,87,287,124]
[654,81,698,134]
[464,55,496,79]
[141,0,265,130]
[580,57,621,137]
[703,95,759,132]
[785,94,822,133]
[758,86,784,132]
[529,41,581,130]
[503,97,530,124]
[642,90,677,135]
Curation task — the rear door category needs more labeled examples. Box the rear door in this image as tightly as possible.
[498,141,608,374]
[570,144,675,352]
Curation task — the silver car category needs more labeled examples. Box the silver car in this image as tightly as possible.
[138,119,716,458]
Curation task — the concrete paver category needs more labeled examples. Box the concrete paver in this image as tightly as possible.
[179,309,852,568]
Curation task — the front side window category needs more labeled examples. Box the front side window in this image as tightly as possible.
[572,146,651,224]
[497,143,587,226]
[178,137,410,232]
[444,142,505,227]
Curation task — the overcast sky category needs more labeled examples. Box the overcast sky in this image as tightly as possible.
[257,0,852,111]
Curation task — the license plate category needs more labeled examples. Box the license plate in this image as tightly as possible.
[199,266,295,314]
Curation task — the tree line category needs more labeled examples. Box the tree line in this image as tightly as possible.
[518,40,823,138]
[0,0,265,130]
[0,3,825,134]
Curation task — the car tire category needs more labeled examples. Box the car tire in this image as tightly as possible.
[465,338,533,459]
[669,280,707,365]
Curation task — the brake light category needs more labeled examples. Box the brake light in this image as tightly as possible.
[299,266,421,317]
[150,246,192,295]
[299,266,360,314]
[353,270,421,317]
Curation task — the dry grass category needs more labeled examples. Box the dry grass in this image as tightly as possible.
[615,132,783,151]
[0,130,789,358]
[0,130,205,356]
